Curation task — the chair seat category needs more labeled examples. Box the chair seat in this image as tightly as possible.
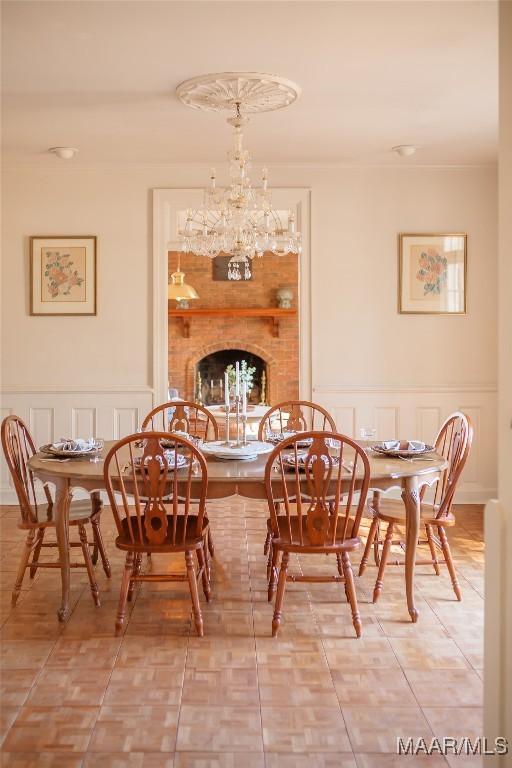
[370,499,455,527]
[18,499,97,529]
[271,516,360,553]
[116,514,209,552]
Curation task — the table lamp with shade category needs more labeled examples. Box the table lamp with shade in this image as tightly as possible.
[167,252,199,309]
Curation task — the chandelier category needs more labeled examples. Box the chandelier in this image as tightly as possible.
[176,72,302,280]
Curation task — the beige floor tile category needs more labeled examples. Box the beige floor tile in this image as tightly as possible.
[0,669,39,707]
[355,755,448,767]
[265,754,357,768]
[182,667,259,706]
[104,667,184,706]
[115,636,188,669]
[261,705,351,752]
[46,638,122,669]
[88,706,179,752]
[342,707,433,753]
[323,637,399,670]
[83,754,174,768]
[2,706,97,753]
[387,638,470,670]
[331,668,417,707]
[173,753,264,768]
[404,669,483,707]
[27,667,111,707]
[0,640,55,670]
[176,705,262,752]
[0,754,85,767]
[422,707,484,740]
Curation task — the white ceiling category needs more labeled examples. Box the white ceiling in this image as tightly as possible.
[1,1,498,166]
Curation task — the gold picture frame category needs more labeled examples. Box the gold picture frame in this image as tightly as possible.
[30,236,97,316]
[398,233,467,315]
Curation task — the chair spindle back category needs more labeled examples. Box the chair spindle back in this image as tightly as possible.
[426,411,473,518]
[265,431,371,547]
[1,415,51,525]
[258,400,337,441]
[142,401,219,442]
[103,432,208,547]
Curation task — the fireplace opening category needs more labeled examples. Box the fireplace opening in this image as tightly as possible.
[196,349,267,406]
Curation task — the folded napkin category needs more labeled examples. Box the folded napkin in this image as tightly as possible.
[52,438,97,452]
[380,440,426,452]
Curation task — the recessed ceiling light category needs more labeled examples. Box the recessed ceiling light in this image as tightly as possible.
[48,147,79,160]
[392,145,417,157]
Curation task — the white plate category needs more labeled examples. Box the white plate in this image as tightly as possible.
[200,440,273,460]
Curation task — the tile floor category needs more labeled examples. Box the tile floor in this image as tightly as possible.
[0,501,484,766]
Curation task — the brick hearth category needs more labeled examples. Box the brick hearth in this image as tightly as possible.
[168,251,299,404]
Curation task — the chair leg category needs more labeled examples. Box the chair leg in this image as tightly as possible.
[30,528,45,579]
[425,524,441,576]
[12,530,36,606]
[272,550,289,637]
[116,551,134,636]
[78,524,100,608]
[359,516,378,576]
[207,528,215,559]
[373,522,394,603]
[342,551,362,638]
[266,538,274,580]
[127,554,142,602]
[268,547,280,602]
[186,550,204,637]
[197,545,211,602]
[203,535,211,581]
[91,517,111,578]
[438,525,462,601]
[265,503,279,556]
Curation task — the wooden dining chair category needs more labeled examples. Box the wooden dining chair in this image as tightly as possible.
[142,401,219,442]
[103,432,210,637]
[1,415,111,609]
[358,412,473,602]
[142,401,218,557]
[258,400,337,441]
[265,431,371,637]
[259,400,338,573]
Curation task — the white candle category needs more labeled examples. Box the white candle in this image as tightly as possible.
[224,372,230,408]
[235,362,240,397]
[242,380,247,416]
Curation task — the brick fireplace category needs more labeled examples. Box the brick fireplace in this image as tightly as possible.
[168,251,299,405]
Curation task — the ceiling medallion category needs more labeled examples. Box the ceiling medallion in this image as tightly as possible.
[176,72,302,281]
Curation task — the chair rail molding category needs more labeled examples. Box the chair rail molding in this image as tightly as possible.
[152,187,312,407]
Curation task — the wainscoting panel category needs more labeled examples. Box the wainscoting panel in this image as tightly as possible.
[313,384,497,503]
[71,407,97,440]
[0,387,153,503]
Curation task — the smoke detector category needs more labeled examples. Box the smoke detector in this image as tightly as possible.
[49,147,79,160]
[392,145,417,157]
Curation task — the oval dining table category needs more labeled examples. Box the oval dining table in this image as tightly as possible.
[28,442,448,625]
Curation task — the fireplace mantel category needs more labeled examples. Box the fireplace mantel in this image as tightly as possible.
[169,307,297,338]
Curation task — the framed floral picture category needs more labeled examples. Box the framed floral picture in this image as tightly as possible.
[30,236,97,316]
[398,233,467,314]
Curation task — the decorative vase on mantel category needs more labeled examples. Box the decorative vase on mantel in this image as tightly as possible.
[276,286,293,309]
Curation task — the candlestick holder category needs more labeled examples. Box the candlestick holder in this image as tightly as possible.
[234,395,242,447]
[222,405,232,447]
[241,413,249,446]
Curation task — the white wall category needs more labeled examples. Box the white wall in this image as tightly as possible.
[1,162,497,501]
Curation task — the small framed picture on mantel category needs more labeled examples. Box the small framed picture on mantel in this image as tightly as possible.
[30,235,97,316]
[398,233,467,315]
